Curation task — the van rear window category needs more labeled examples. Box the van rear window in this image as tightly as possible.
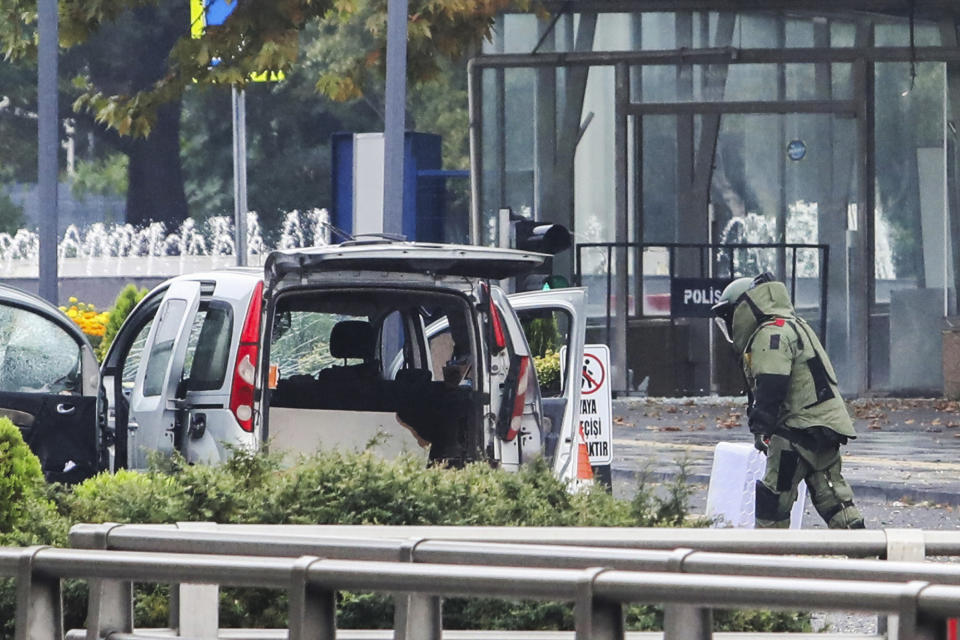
[183,302,233,391]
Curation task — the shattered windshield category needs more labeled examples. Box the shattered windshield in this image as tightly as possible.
[0,305,83,394]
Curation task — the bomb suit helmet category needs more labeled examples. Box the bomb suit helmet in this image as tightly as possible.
[710,273,776,344]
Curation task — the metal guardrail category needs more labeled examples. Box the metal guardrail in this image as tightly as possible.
[59,524,960,640]
[75,523,953,557]
[5,543,959,640]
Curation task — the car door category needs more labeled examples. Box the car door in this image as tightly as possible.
[0,288,102,483]
[128,281,201,468]
[507,288,587,484]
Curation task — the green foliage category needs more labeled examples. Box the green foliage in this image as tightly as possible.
[71,153,128,198]
[0,0,521,138]
[0,446,806,635]
[96,284,148,361]
[524,316,561,357]
[0,417,44,533]
[713,609,811,633]
[533,349,561,392]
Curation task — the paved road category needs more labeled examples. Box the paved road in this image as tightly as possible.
[608,396,960,528]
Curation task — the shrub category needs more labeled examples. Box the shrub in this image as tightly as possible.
[0,448,808,635]
[96,284,149,361]
[532,349,561,392]
[0,417,45,534]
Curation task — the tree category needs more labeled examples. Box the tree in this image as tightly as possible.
[0,0,515,229]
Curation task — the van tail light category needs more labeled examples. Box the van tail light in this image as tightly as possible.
[230,281,263,433]
[498,355,530,442]
[480,282,507,353]
[489,298,506,352]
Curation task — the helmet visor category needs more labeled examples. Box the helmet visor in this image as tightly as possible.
[713,315,734,343]
[711,300,735,344]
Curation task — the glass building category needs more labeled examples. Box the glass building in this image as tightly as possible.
[469,2,960,397]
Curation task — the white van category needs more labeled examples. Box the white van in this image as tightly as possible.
[102,241,589,482]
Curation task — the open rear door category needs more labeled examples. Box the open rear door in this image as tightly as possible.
[508,288,587,484]
[128,281,201,468]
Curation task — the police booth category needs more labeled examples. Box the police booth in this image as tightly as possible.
[468,0,960,397]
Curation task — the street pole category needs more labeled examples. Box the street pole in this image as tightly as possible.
[37,0,59,303]
[232,86,248,265]
[382,0,408,237]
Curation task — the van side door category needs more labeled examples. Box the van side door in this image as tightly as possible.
[507,288,588,484]
[127,281,201,468]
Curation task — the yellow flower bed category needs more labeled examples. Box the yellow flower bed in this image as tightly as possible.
[60,296,111,339]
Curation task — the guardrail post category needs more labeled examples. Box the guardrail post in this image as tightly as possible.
[289,556,335,640]
[15,546,62,640]
[894,580,940,640]
[883,529,927,639]
[395,539,441,640]
[169,522,220,638]
[82,523,133,640]
[574,567,623,640]
[663,548,711,640]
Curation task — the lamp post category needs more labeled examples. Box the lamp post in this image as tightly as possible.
[382,0,408,237]
[37,0,59,303]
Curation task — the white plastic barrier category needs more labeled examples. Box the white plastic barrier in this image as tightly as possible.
[705,442,807,528]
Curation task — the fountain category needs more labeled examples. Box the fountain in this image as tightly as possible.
[0,209,333,305]
[0,208,331,279]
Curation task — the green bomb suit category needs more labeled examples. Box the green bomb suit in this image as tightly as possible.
[726,279,863,529]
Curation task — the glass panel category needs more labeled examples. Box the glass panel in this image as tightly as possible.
[874,62,946,301]
[641,247,670,317]
[122,319,153,394]
[0,306,82,394]
[143,298,187,397]
[516,308,573,397]
[272,311,361,378]
[184,304,233,392]
[504,68,536,216]
[642,115,678,242]
[641,64,852,103]
[481,67,501,245]
[501,14,538,54]
[875,22,941,47]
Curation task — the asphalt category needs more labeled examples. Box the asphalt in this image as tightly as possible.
[609,396,960,506]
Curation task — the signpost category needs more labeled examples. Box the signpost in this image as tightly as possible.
[562,344,613,468]
[190,0,282,266]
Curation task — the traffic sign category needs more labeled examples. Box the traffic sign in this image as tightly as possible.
[560,344,613,465]
[189,0,283,82]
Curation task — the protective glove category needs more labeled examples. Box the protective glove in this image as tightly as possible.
[747,405,777,436]
[754,433,769,454]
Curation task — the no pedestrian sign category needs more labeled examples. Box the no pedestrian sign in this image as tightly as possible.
[562,344,613,465]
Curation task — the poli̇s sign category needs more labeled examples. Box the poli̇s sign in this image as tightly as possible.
[670,277,731,318]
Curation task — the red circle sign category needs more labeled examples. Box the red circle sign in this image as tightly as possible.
[580,353,605,395]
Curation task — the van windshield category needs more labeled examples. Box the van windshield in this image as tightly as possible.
[266,288,479,464]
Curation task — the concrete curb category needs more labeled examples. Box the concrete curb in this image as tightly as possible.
[612,467,960,507]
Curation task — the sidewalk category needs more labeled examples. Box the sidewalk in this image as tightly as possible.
[610,396,960,505]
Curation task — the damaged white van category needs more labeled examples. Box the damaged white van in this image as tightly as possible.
[102,241,588,483]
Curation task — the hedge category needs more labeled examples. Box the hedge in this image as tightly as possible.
[0,445,809,635]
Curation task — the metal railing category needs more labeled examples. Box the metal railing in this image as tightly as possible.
[4,543,958,640]
[54,524,960,640]
[573,241,830,347]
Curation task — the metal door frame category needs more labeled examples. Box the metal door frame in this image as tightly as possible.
[470,43,960,393]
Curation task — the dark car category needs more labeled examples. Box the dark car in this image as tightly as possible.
[0,284,104,482]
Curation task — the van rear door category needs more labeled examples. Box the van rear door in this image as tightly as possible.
[128,280,201,468]
[507,288,588,484]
